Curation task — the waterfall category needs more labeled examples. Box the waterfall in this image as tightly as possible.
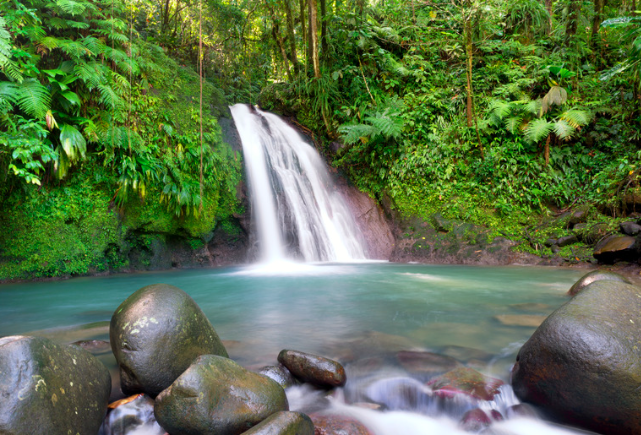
[230,104,367,263]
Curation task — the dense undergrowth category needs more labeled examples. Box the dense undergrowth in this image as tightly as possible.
[0,0,242,280]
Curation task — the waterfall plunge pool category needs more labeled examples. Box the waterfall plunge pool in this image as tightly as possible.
[0,262,591,434]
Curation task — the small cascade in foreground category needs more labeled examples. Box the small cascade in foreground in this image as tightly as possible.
[230,104,367,263]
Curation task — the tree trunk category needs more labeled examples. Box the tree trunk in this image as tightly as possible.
[269,6,293,81]
[565,0,581,42]
[320,0,328,57]
[544,134,551,166]
[300,0,309,70]
[309,0,320,78]
[282,0,300,74]
[465,15,473,128]
[545,0,553,35]
[162,0,171,34]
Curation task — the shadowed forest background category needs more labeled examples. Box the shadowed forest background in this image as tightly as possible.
[2,0,641,279]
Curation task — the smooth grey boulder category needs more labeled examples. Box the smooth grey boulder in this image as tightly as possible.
[154,355,288,435]
[240,411,314,435]
[278,350,346,388]
[0,335,111,435]
[512,280,641,435]
[110,283,228,397]
[567,269,631,296]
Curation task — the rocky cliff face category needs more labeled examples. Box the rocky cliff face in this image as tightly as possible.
[334,177,395,260]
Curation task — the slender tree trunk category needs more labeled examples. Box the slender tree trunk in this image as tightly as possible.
[309,0,320,78]
[320,0,328,57]
[282,0,300,74]
[162,0,171,34]
[565,0,581,42]
[465,14,473,128]
[544,134,551,166]
[545,0,553,35]
[269,6,293,81]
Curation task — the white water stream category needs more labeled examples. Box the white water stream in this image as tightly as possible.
[230,104,366,263]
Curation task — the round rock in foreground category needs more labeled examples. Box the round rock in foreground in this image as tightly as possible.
[240,411,314,435]
[110,283,228,397]
[512,280,641,435]
[278,350,346,388]
[0,335,111,435]
[154,355,289,435]
[567,269,631,296]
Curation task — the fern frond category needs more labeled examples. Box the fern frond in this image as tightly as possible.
[0,82,18,105]
[338,123,375,145]
[46,17,69,30]
[16,78,51,118]
[56,0,88,16]
[97,83,121,110]
[60,39,94,59]
[524,118,553,143]
[37,36,61,50]
[0,16,23,82]
[553,119,574,140]
[505,116,523,134]
[488,99,513,119]
[560,109,592,128]
[74,61,105,88]
[66,20,90,30]
[524,99,541,115]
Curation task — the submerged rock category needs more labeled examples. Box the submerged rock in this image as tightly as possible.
[427,367,504,401]
[278,350,346,388]
[240,411,314,435]
[567,269,631,296]
[110,283,228,396]
[101,393,164,435]
[396,350,461,377]
[512,279,641,435]
[154,355,288,435]
[0,335,111,435]
[494,314,547,327]
[459,409,491,432]
[309,414,372,435]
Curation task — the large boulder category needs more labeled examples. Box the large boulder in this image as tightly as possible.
[593,235,638,263]
[567,270,631,296]
[0,335,111,435]
[154,355,288,435]
[110,283,228,397]
[278,350,346,388]
[512,280,641,435]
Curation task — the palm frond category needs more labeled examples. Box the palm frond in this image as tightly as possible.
[541,85,567,114]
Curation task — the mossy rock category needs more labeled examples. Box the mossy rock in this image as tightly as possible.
[512,280,641,435]
[110,283,228,397]
[0,336,111,435]
[154,355,288,435]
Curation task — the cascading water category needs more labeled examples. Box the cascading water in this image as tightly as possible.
[230,104,367,263]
